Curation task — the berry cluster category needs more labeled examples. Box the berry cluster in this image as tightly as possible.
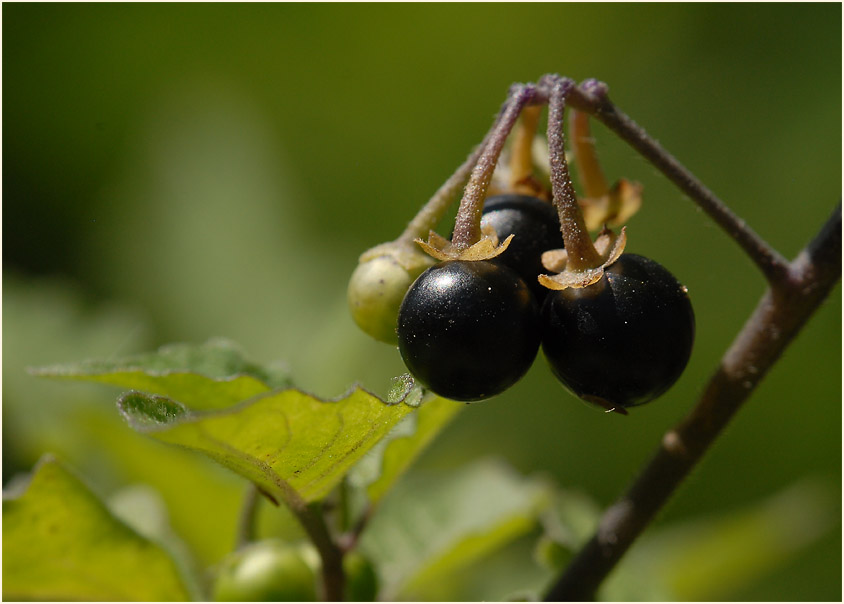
[396,195,694,408]
[348,76,695,412]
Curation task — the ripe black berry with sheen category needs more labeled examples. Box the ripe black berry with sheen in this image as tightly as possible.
[481,194,564,300]
[541,253,694,409]
[397,260,541,401]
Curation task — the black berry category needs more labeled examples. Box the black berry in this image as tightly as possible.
[481,194,564,300]
[397,260,541,401]
[541,253,694,409]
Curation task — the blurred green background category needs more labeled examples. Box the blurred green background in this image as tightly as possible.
[3,3,841,601]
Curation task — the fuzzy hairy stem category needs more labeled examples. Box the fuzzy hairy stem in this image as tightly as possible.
[572,78,790,284]
[400,115,501,243]
[544,203,840,601]
[451,84,536,249]
[545,76,604,270]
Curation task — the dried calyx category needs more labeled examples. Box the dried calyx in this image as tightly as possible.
[580,179,642,232]
[415,226,514,262]
[539,226,627,290]
[569,108,642,231]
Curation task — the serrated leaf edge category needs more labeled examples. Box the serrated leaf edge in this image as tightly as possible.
[115,378,431,433]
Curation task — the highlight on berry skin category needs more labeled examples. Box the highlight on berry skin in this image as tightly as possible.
[541,253,695,412]
[396,259,541,402]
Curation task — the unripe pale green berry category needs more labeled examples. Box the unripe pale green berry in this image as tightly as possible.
[213,540,317,602]
[343,551,379,601]
[348,242,435,344]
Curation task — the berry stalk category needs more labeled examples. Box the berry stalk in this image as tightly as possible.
[509,105,542,192]
[399,121,499,243]
[572,78,790,284]
[451,84,536,250]
[569,109,610,199]
[545,78,604,271]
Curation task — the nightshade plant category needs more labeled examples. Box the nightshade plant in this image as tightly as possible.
[7,75,840,602]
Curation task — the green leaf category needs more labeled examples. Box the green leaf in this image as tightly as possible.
[4,282,257,567]
[360,458,551,600]
[35,340,455,518]
[2,455,190,602]
[117,386,419,506]
[107,484,206,600]
[348,379,462,504]
[455,536,554,602]
[3,274,151,474]
[32,338,288,410]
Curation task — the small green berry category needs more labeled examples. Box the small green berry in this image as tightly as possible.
[213,540,317,602]
[343,551,379,601]
[348,241,435,344]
